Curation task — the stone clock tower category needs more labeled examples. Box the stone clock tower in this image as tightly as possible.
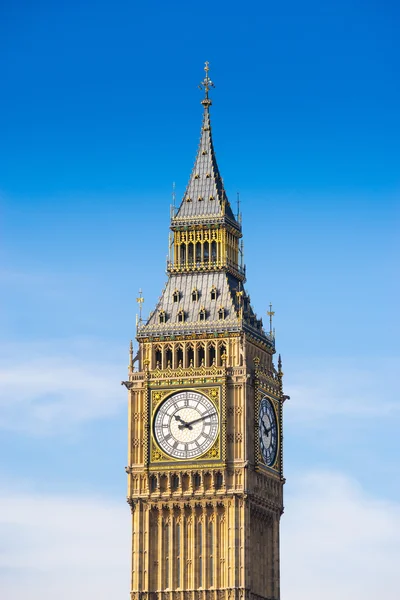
[124,63,287,600]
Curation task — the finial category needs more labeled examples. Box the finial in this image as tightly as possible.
[278,354,283,377]
[267,303,275,337]
[198,61,215,107]
[129,340,133,371]
[136,289,144,324]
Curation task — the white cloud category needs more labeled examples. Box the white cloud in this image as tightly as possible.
[285,357,400,424]
[0,340,126,434]
[282,470,400,599]
[0,484,130,600]
[1,472,399,600]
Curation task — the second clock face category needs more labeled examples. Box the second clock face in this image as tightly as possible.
[153,391,219,460]
[259,397,278,467]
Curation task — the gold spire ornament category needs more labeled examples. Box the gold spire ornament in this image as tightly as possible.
[267,302,275,337]
[136,289,144,324]
[198,61,215,106]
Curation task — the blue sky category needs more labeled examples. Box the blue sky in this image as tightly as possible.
[0,1,399,599]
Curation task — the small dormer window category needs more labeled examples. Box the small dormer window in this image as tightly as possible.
[194,174,200,179]
[209,195,214,200]
[198,196,203,201]
[159,310,166,324]
[192,288,199,302]
[173,290,180,303]
[186,196,192,202]
[206,173,211,178]
[218,307,225,320]
[178,309,185,323]
[210,286,217,301]
[199,307,206,321]
[202,150,207,155]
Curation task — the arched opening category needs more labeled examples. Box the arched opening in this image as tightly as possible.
[166,347,173,368]
[155,347,162,368]
[219,343,226,365]
[208,344,216,366]
[188,242,194,264]
[176,346,183,367]
[180,244,186,264]
[211,240,217,262]
[203,241,209,262]
[198,345,205,366]
[196,241,201,263]
[187,345,194,367]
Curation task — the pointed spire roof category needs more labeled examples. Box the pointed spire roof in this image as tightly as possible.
[173,63,239,230]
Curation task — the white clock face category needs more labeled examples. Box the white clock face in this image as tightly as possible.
[153,391,219,460]
[259,397,278,467]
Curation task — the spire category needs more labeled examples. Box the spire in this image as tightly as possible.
[173,62,238,228]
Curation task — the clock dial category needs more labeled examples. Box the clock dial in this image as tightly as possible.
[259,397,278,467]
[153,391,219,460]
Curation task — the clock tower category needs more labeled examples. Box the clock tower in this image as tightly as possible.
[124,63,287,600]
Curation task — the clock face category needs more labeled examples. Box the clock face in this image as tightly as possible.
[259,397,278,467]
[153,391,219,460]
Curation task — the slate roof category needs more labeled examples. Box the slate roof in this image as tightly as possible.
[172,104,239,229]
[137,271,273,346]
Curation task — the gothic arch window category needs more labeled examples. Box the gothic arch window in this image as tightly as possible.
[171,474,179,490]
[155,347,162,368]
[197,344,205,366]
[193,472,201,488]
[218,307,225,320]
[149,474,157,492]
[180,244,186,264]
[187,344,194,367]
[219,343,226,366]
[176,345,183,367]
[172,290,180,303]
[208,344,216,366]
[188,242,194,263]
[199,307,206,321]
[204,241,209,262]
[196,242,201,263]
[210,286,217,301]
[215,472,223,489]
[166,347,173,368]
[159,310,166,324]
[211,240,217,261]
[192,288,199,302]
[177,309,185,323]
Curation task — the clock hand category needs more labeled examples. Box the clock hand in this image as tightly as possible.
[179,411,216,429]
[261,421,272,437]
[174,415,192,430]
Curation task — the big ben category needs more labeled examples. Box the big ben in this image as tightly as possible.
[124,63,287,600]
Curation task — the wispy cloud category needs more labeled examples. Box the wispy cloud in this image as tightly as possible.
[0,340,126,435]
[282,470,400,599]
[1,471,398,600]
[285,357,400,424]
[0,483,130,600]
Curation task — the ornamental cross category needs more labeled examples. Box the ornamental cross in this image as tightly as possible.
[136,289,144,323]
[198,61,215,100]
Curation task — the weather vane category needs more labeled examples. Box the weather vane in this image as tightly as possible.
[267,303,275,337]
[136,289,144,324]
[198,61,215,105]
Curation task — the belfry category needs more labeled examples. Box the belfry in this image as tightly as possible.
[124,63,287,600]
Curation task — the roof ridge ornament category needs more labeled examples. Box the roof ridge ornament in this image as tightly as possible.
[198,61,215,107]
